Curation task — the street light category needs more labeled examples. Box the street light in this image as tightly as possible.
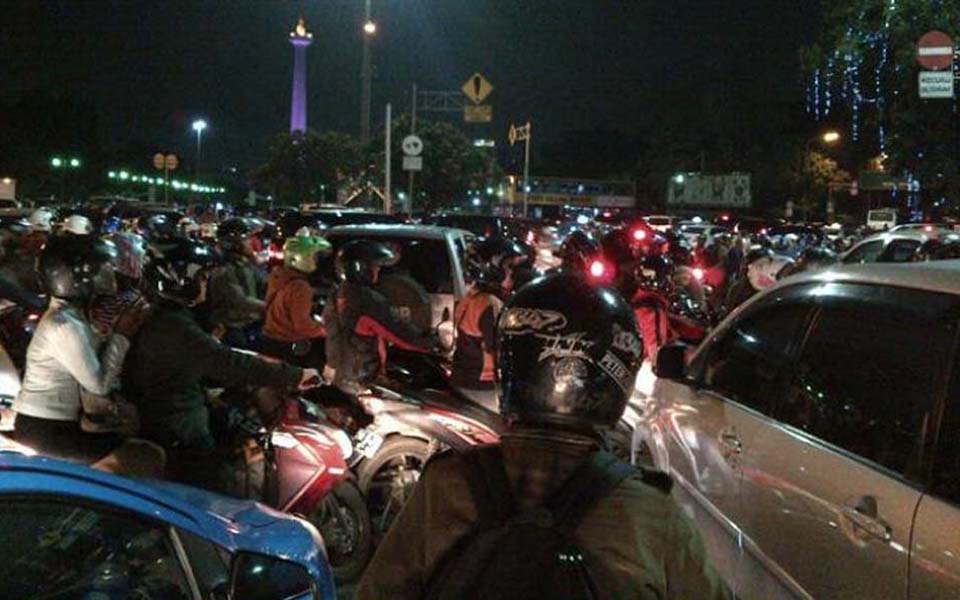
[360,0,375,140]
[822,130,841,144]
[50,157,63,168]
[192,119,208,155]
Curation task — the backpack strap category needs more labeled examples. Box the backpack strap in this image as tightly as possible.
[459,444,515,525]
[545,450,637,535]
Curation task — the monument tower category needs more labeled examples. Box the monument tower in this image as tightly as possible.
[289,15,313,133]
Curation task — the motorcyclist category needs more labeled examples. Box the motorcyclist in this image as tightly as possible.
[324,240,436,394]
[357,272,731,600]
[19,208,54,258]
[261,232,332,364]
[123,237,318,469]
[207,217,267,349]
[452,236,524,410]
[556,229,599,275]
[631,254,674,366]
[12,235,163,477]
[90,232,148,337]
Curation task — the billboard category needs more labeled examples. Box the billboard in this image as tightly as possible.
[667,172,751,208]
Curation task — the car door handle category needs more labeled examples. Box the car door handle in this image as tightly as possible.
[842,498,892,542]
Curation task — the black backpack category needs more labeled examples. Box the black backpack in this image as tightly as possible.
[424,445,637,600]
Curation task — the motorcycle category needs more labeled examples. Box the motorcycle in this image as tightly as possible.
[307,348,504,537]
[214,389,374,583]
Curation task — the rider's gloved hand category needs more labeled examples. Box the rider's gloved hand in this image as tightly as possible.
[298,368,322,390]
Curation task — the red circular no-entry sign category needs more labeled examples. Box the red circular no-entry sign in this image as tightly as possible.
[917,30,955,71]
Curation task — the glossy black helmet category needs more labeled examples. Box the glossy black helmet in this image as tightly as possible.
[136,214,179,240]
[496,272,643,430]
[217,217,258,254]
[39,235,117,300]
[144,237,220,305]
[557,230,599,273]
[638,254,673,291]
[335,240,397,285]
[468,236,526,293]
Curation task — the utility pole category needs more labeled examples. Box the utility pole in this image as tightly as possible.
[408,84,417,213]
[385,103,392,214]
[360,0,374,141]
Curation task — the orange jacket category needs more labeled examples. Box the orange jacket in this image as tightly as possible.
[263,266,326,342]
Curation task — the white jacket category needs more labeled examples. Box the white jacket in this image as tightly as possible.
[15,298,129,421]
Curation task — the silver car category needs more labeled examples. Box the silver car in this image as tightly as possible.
[638,260,960,599]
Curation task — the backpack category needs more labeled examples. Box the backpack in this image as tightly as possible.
[424,445,637,600]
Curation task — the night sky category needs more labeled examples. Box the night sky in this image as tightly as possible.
[1,0,822,175]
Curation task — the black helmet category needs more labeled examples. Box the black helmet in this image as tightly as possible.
[468,236,526,293]
[799,245,837,266]
[39,235,117,300]
[144,237,220,305]
[217,217,257,254]
[137,214,178,240]
[557,230,599,273]
[638,254,673,291]
[496,272,643,430]
[335,240,397,285]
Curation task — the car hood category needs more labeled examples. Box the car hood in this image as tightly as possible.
[145,479,284,528]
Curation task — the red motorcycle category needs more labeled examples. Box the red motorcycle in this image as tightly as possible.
[228,391,374,583]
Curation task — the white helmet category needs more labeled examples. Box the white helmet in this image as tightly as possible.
[62,214,94,236]
[29,209,54,233]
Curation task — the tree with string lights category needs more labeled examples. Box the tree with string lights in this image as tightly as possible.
[802,0,960,215]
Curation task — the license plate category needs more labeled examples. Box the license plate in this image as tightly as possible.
[355,428,384,459]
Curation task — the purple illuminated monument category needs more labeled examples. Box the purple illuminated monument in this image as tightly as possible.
[289,15,313,133]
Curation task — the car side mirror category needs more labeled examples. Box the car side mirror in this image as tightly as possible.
[655,343,687,380]
[230,552,315,600]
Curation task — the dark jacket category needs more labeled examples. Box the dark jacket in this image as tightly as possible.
[207,257,266,330]
[451,288,502,390]
[124,303,302,449]
[356,429,732,600]
[328,281,434,391]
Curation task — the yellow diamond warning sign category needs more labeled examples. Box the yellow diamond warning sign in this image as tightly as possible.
[462,73,493,105]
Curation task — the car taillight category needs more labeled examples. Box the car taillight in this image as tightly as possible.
[632,228,647,242]
[268,243,284,261]
[924,225,934,232]
[760,228,768,236]
[589,259,610,279]
[692,267,705,281]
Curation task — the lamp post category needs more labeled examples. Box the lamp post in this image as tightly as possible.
[50,155,82,202]
[360,0,375,141]
[192,119,208,174]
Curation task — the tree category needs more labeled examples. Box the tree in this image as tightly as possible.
[252,130,364,205]
[372,115,503,214]
[803,0,960,213]
[789,150,852,220]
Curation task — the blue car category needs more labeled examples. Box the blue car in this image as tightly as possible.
[0,452,337,599]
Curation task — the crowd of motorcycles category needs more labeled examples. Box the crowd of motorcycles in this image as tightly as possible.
[0,206,929,584]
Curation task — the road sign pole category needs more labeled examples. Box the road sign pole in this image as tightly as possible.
[522,122,531,218]
[385,103,392,215]
[408,84,417,215]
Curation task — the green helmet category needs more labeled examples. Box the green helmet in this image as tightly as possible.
[283,234,332,273]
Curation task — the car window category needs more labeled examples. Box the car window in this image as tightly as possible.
[177,528,230,596]
[776,285,957,479]
[930,347,960,506]
[843,239,884,263]
[0,499,192,599]
[697,302,812,416]
[881,239,921,263]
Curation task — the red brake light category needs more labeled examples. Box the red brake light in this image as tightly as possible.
[760,228,768,236]
[924,225,934,232]
[632,228,647,242]
[721,214,730,221]
[268,243,284,261]
[692,267,705,281]
[589,260,606,278]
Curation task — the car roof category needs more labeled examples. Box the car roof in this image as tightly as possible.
[772,260,960,296]
[326,223,462,239]
[857,231,930,244]
[0,453,319,563]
